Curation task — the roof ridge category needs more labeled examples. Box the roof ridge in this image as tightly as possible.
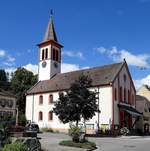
[58,61,124,76]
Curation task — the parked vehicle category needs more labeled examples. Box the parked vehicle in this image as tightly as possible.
[25,123,40,133]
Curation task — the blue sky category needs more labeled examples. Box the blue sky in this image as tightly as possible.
[0,0,150,88]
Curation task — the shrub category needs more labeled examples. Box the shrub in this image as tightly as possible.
[2,141,27,151]
[69,124,82,142]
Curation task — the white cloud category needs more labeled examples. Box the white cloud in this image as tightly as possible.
[94,46,150,68]
[21,63,89,75]
[0,50,6,57]
[7,55,16,62]
[134,75,150,89]
[61,63,80,73]
[23,64,38,75]
[61,63,89,73]
[3,62,13,67]
[62,50,84,59]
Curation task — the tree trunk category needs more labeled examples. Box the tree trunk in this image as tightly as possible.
[76,120,78,127]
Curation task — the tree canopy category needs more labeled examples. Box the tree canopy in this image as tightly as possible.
[11,68,37,113]
[53,74,98,127]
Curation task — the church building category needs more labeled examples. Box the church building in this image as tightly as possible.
[25,16,142,133]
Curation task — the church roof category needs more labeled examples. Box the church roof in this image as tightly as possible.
[27,62,124,95]
[43,17,58,42]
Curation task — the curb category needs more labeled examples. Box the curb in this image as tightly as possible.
[87,146,100,151]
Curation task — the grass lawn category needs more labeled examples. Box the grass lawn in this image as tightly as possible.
[59,140,96,150]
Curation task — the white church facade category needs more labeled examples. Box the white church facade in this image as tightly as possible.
[25,16,142,133]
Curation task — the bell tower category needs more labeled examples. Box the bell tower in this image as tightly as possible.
[38,14,63,81]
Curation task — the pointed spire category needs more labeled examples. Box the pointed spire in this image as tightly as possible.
[43,11,58,42]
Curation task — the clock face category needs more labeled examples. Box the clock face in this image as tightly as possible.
[42,61,47,68]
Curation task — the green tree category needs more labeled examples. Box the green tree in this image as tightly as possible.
[53,75,98,127]
[0,69,10,90]
[0,70,7,82]
[11,68,37,113]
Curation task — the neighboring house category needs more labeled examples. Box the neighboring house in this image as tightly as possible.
[0,89,17,118]
[137,85,150,101]
[25,16,141,133]
[136,95,150,134]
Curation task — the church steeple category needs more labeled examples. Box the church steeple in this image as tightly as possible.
[43,16,58,42]
[38,13,63,81]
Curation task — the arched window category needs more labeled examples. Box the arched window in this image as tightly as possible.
[49,94,53,104]
[45,48,48,59]
[48,111,53,121]
[124,88,126,102]
[39,111,43,121]
[42,49,45,60]
[39,95,43,105]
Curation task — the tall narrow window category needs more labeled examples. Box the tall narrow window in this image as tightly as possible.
[124,88,126,102]
[132,94,135,105]
[49,94,53,104]
[120,87,122,102]
[42,49,44,60]
[53,48,56,60]
[128,90,130,104]
[48,111,53,121]
[56,50,58,61]
[39,95,43,105]
[45,48,48,59]
[39,111,43,121]
[114,88,117,101]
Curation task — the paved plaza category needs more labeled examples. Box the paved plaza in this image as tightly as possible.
[38,133,150,151]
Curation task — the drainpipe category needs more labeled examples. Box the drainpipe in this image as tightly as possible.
[32,94,34,123]
[97,87,100,131]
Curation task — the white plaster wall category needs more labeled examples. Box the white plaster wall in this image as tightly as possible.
[26,86,113,130]
[38,45,61,81]
[26,95,34,122]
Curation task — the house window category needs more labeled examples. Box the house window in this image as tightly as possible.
[39,111,43,121]
[49,94,53,104]
[114,88,117,101]
[39,95,43,105]
[42,49,45,60]
[45,48,48,59]
[120,87,122,102]
[124,88,126,102]
[48,111,53,121]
